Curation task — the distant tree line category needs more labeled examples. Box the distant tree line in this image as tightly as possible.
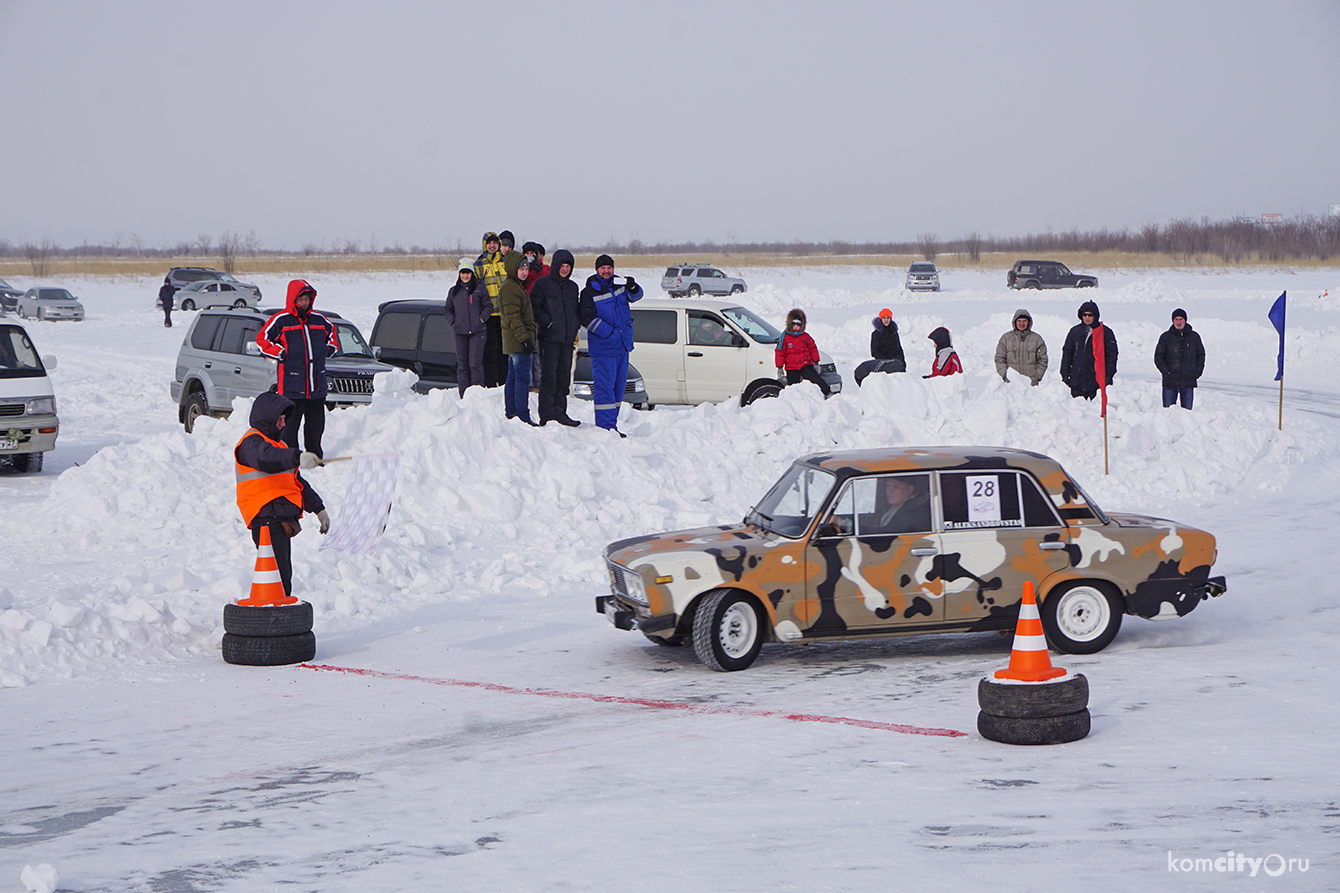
[4,215,1339,274]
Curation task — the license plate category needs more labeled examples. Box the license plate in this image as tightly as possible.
[0,438,17,450]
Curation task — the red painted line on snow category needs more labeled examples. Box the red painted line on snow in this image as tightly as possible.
[300,663,967,738]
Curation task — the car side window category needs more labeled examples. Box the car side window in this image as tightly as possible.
[421,314,453,353]
[373,312,422,350]
[217,318,252,355]
[822,474,933,537]
[940,471,1057,530]
[631,309,677,344]
[688,312,731,346]
[190,315,223,350]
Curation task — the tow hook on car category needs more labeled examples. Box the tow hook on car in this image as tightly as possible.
[596,596,635,631]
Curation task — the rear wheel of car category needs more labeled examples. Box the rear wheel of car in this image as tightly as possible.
[183,391,209,433]
[692,589,764,672]
[11,451,44,473]
[232,298,248,308]
[1024,281,1041,290]
[181,298,196,311]
[741,381,782,407]
[1040,582,1122,654]
[687,285,701,297]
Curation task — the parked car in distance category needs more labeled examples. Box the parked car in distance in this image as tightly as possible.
[171,279,261,311]
[159,267,263,309]
[598,445,1227,671]
[16,288,85,321]
[605,297,841,407]
[0,278,22,312]
[905,261,941,292]
[0,319,59,472]
[661,264,747,298]
[1007,260,1098,289]
[170,304,391,432]
[368,299,650,408]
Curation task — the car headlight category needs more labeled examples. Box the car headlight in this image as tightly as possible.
[573,383,593,397]
[624,570,647,605]
[26,396,56,415]
[630,377,645,391]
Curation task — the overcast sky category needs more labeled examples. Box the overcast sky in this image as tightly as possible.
[3,0,1337,252]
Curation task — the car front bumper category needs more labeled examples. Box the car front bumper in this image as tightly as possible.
[0,413,59,454]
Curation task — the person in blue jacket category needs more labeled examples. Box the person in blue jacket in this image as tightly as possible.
[578,254,642,435]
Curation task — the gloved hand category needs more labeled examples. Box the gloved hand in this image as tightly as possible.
[522,340,535,355]
[776,367,786,383]
[300,451,322,469]
[624,276,637,293]
[317,509,331,535]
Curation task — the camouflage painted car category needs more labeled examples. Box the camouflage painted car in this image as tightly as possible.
[597,446,1227,671]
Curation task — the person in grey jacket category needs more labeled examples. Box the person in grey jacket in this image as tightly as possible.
[994,308,1048,385]
[445,258,493,396]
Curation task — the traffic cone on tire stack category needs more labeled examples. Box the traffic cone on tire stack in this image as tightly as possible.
[977,581,1090,745]
[237,526,297,607]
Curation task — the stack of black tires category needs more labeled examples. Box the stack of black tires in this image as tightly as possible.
[222,601,317,666]
[977,673,1090,745]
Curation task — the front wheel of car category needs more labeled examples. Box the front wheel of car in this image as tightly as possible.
[741,381,782,406]
[693,589,764,671]
[181,298,196,311]
[183,391,209,433]
[730,285,743,294]
[1040,581,1122,654]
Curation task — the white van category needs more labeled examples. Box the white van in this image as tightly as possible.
[0,320,59,472]
[619,298,842,406]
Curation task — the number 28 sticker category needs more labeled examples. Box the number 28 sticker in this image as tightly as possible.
[967,475,1001,522]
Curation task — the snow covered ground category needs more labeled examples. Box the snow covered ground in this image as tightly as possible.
[2,265,1337,891]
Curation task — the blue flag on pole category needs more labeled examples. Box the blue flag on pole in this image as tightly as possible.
[1267,291,1286,381]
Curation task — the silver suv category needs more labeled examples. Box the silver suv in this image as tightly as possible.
[661,263,747,298]
[170,305,391,432]
[905,262,941,292]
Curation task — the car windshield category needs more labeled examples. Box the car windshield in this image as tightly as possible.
[215,272,239,283]
[722,306,782,344]
[333,322,374,358]
[1068,478,1110,524]
[0,325,45,377]
[181,282,208,292]
[37,289,74,301]
[0,279,12,289]
[910,263,936,272]
[746,463,836,537]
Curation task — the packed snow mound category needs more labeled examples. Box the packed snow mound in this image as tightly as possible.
[1,362,1324,687]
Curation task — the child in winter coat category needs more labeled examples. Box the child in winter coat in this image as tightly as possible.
[775,308,832,396]
[924,326,963,377]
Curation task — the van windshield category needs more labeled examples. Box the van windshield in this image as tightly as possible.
[0,325,46,378]
[722,307,782,344]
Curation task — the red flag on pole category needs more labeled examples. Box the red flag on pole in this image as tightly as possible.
[1092,323,1108,418]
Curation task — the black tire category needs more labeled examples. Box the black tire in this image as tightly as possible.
[1024,280,1041,290]
[222,631,316,666]
[232,298,247,308]
[224,601,313,637]
[36,306,46,321]
[12,451,44,473]
[181,297,196,311]
[183,391,209,433]
[692,589,764,672]
[643,631,686,647]
[741,381,782,406]
[977,709,1090,745]
[977,674,1088,718]
[687,285,701,297]
[730,285,743,294]
[1041,582,1123,654]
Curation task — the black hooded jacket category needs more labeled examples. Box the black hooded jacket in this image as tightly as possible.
[234,391,324,523]
[1059,300,1118,396]
[1154,311,1206,389]
[530,249,582,344]
[870,317,905,362]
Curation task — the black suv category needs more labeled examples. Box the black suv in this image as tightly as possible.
[369,299,649,408]
[1007,260,1098,290]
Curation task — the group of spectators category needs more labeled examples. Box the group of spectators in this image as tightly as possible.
[447,231,642,435]
[844,299,1207,409]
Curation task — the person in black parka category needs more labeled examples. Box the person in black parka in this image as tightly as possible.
[855,308,907,385]
[1059,300,1118,400]
[1154,307,1205,409]
[530,248,583,427]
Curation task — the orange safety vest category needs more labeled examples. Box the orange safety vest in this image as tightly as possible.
[235,428,305,526]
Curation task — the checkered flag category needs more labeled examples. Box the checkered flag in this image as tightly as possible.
[320,453,399,554]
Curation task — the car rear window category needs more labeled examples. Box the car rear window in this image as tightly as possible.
[939,471,1059,529]
[372,312,422,350]
[421,315,453,353]
[631,309,677,344]
[664,267,679,277]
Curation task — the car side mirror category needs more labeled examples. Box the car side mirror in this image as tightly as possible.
[43,355,57,370]
[371,346,382,359]
[730,333,748,348]
[244,342,263,356]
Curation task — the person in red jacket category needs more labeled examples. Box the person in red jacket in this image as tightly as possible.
[775,308,832,396]
[925,326,963,377]
[256,279,339,457]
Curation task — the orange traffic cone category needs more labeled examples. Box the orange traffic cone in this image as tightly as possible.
[237,526,297,606]
[994,581,1065,682]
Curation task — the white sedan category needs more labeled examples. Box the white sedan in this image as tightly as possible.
[17,287,85,321]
